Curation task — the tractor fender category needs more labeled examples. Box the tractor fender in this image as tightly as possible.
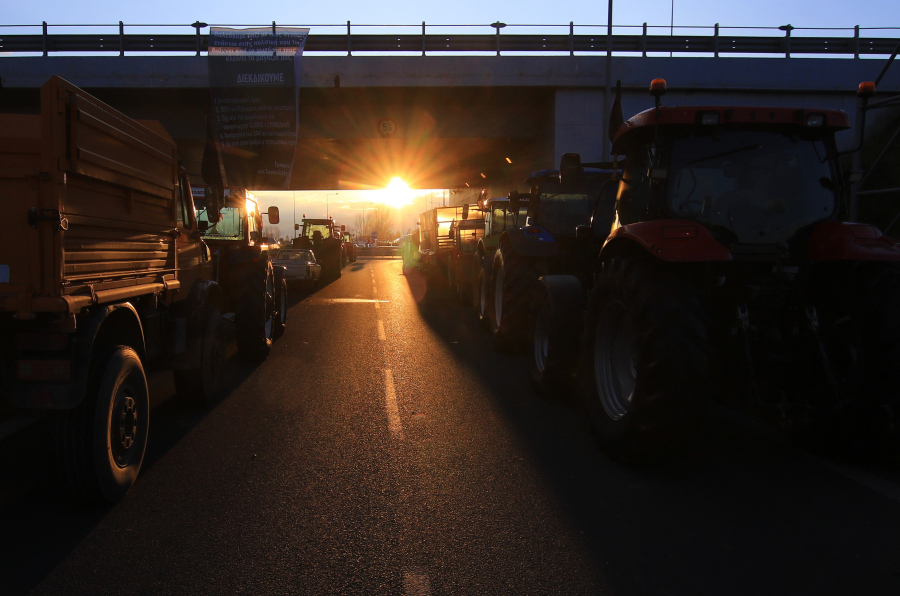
[807,221,900,261]
[506,227,561,258]
[538,275,586,349]
[600,220,732,262]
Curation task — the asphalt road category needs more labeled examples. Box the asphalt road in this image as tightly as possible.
[3,258,900,595]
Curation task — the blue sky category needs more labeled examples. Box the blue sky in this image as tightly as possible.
[6,0,899,33]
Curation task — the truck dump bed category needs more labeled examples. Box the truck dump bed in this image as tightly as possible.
[0,76,180,317]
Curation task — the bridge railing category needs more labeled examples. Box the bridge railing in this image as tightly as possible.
[0,22,898,58]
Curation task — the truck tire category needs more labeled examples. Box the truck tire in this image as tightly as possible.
[273,279,288,339]
[490,239,536,352]
[582,256,708,462]
[55,346,149,503]
[174,309,226,405]
[235,262,274,361]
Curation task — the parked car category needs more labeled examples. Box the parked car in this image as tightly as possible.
[273,249,321,289]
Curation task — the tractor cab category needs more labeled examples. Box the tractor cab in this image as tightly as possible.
[609,104,850,252]
[526,168,617,239]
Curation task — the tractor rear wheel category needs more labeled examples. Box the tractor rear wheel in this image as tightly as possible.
[582,256,708,461]
[235,262,274,361]
[490,239,536,352]
[174,308,226,405]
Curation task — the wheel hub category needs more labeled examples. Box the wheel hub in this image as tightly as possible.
[111,391,138,466]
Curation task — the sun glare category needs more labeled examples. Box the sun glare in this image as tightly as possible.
[379,177,413,209]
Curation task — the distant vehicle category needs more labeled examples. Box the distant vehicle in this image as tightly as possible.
[273,249,321,289]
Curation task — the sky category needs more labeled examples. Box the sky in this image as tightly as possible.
[6,1,898,225]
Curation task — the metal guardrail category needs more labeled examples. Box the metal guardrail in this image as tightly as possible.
[0,22,898,58]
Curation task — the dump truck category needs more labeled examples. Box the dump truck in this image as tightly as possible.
[543,78,900,460]
[416,204,483,298]
[192,187,287,358]
[0,77,226,502]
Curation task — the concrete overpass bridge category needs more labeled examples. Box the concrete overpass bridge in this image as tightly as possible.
[2,54,899,197]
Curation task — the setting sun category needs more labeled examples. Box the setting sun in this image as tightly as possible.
[378,177,414,209]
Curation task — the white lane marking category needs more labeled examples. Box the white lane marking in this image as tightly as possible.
[384,369,403,438]
[377,319,386,340]
[307,298,389,304]
[374,301,380,310]
[403,567,431,596]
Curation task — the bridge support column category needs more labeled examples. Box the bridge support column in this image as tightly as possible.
[554,89,606,167]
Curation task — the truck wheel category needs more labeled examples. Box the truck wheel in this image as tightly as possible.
[173,309,226,405]
[55,346,149,503]
[235,263,274,361]
[490,240,535,352]
[273,279,288,339]
[582,256,708,461]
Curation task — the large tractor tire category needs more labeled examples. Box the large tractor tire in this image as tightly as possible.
[474,256,492,329]
[273,278,288,339]
[582,256,708,462]
[55,346,149,503]
[815,262,900,453]
[174,308,226,406]
[529,277,584,396]
[490,239,537,352]
[235,262,274,361]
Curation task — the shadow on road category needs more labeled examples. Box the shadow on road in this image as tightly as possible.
[0,346,266,595]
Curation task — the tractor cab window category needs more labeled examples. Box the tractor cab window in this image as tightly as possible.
[196,201,245,241]
[665,129,836,244]
[304,224,333,240]
[533,179,603,235]
[617,146,653,226]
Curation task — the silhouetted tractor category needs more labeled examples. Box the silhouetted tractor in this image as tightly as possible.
[540,77,900,460]
[193,187,287,361]
[294,216,343,279]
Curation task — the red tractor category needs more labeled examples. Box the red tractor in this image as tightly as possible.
[537,77,900,460]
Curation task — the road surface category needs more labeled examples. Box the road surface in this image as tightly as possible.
[2,258,900,595]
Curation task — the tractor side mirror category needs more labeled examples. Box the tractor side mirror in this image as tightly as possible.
[267,206,280,225]
[205,187,221,223]
[294,223,300,230]
[560,153,582,186]
[508,190,520,214]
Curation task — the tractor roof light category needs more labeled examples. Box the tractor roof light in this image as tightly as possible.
[699,111,719,126]
[650,78,667,98]
[858,81,876,98]
[806,113,825,127]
